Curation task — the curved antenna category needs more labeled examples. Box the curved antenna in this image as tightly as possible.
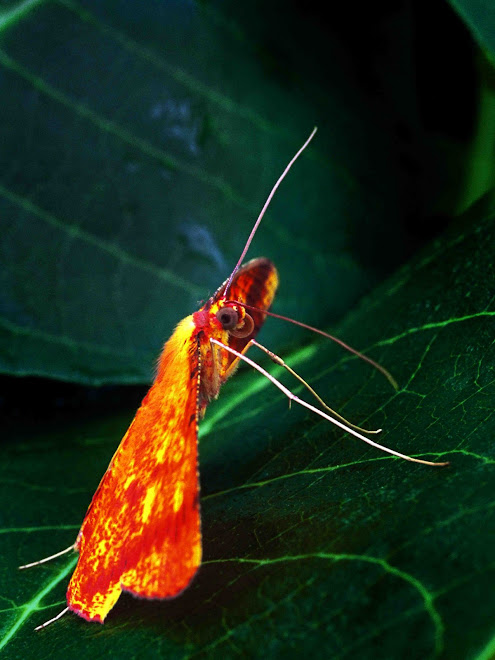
[224,127,318,297]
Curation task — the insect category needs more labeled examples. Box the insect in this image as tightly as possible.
[21,128,448,630]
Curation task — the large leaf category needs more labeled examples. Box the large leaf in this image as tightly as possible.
[0,0,414,385]
[2,196,494,658]
[448,0,495,59]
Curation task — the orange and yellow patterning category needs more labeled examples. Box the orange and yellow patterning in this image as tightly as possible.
[67,258,278,622]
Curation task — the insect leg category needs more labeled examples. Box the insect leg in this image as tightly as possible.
[210,339,449,467]
[34,607,70,632]
[19,544,75,570]
[250,339,381,434]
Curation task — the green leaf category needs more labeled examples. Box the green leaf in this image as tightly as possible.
[2,1,493,658]
[0,0,412,385]
[448,0,495,60]
[2,197,494,658]
[445,2,495,213]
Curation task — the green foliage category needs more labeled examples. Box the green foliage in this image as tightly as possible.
[0,0,412,384]
[449,0,495,61]
[1,1,494,658]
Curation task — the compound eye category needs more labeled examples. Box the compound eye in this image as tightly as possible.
[216,307,239,330]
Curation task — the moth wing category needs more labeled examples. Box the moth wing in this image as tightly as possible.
[67,315,201,622]
[221,257,278,374]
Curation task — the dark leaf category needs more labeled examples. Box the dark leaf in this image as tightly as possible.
[0,0,412,384]
[2,197,494,658]
[447,0,495,58]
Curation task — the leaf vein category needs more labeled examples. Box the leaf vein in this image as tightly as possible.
[205,553,444,655]
[0,183,202,295]
[0,48,254,210]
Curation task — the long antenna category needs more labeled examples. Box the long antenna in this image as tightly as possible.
[224,127,318,297]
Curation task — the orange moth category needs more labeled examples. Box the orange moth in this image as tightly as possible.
[21,128,448,630]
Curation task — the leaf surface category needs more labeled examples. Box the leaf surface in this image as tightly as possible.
[2,199,494,659]
[448,0,495,58]
[0,0,410,384]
